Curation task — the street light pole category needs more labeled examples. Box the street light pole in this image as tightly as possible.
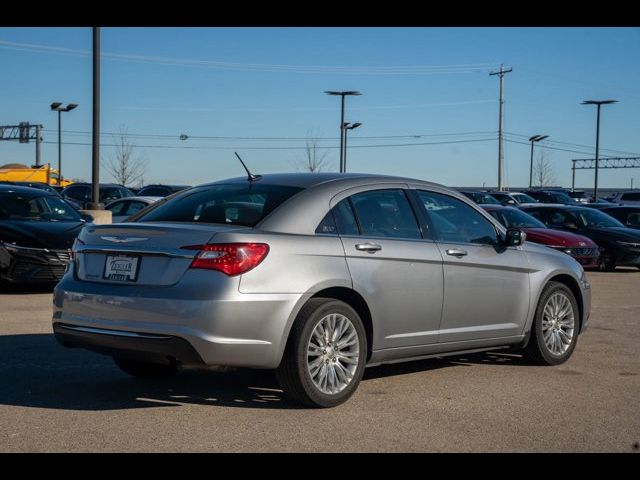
[90,26,101,210]
[528,134,549,189]
[325,90,361,173]
[50,102,78,185]
[582,99,617,200]
[342,122,362,173]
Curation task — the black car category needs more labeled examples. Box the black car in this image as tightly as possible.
[520,204,640,271]
[525,190,579,205]
[137,184,190,197]
[459,191,501,205]
[61,183,135,209]
[0,181,83,210]
[597,206,640,230]
[0,185,85,284]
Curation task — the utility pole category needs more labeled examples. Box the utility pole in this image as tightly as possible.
[35,124,41,166]
[490,64,512,191]
[528,135,549,189]
[582,99,617,201]
[90,26,102,210]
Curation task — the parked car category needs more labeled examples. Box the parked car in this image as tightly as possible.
[137,184,191,197]
[61,183,135,209]
[597,206,640,230]
[0,184,85,284]
[520,204,640,271]
[607,191,640,206]
[561,190,590,204]
[525,190,580,205]
[105,196,163,222]
[53,173,591,408]
[482,205,600,269]
[0,181,83,210]
[459,190,501,205]
[489,191,538,206]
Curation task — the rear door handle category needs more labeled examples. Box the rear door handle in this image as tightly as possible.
[446,248,468,257]
[355,243,382,253]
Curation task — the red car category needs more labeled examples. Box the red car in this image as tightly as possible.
[481,205,601,269]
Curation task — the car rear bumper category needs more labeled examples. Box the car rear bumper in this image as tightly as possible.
[52,273,305,369]
[53,322,205,365]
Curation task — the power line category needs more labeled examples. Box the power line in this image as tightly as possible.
[40,137,496,151]
[0,40,499,76]
[505,131,640,157]
[41,129,497,141]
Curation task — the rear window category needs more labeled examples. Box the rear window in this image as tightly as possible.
[136,183,303,227]
[621,192,640,201]
[139,186,170,197]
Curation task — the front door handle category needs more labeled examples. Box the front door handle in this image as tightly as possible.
[355,243,382,253]
[446,248,468,257]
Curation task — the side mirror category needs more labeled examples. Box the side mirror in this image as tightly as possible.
[503,228,526,247]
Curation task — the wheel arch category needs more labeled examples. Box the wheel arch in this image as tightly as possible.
[546,274,584,332]
[279,286,374,365]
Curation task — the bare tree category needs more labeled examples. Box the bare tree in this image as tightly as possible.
[533,151,556,187]
[295,131,331,172]
[105,127,148,188]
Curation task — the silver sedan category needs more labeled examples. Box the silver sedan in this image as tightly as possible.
[53,173,591,407]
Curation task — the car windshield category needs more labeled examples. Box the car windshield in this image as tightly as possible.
[136,183,303,227]
[552,191,579,203]
[0,192,81,222]
[487,208,546,229]
[511,193,538,203]
[575,208,625,229]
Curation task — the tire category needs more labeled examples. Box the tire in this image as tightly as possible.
[600,249,616,271]
[523,281,580,366]
[113,357,178,379]
[276,298,368,408]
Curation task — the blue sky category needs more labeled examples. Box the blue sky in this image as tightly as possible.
[0,27,639,188]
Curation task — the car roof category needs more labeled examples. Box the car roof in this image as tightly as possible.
[110,196,163,203]
[0,184,53,195]
[200,172,444,190]
[519,203,589,210]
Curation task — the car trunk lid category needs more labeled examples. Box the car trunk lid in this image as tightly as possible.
[75,222,248,286]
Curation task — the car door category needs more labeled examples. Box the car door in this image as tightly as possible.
[330,186,444,350]
[413,189,531,343]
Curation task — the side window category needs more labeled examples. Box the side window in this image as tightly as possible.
[526,209,546,223]
[315,210,337,235]
[314,199,359,236]
[349,189,421,240]
[125,201,147,216]
[65,187,87,201]
[107,201,127,215]
[416,191,498,245]
[622,192,640,201]
[626,212,640,227]
[548,210,578,229]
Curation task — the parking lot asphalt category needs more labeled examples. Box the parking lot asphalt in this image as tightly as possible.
[1,270,639,453]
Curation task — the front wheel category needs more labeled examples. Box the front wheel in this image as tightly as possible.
[276,298,367,408]
[523,281,579,366]
[600,249,616,271]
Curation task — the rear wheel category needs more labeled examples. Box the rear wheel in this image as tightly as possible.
[523,281,579,365]
[113,357,178,378]
[276,298,367,408]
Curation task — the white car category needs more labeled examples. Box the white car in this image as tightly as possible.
[105,196,163,222]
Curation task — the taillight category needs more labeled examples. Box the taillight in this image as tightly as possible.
[70,238,85,261]
[181,243,269,276]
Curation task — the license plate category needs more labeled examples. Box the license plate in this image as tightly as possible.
[103,255,140,282]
